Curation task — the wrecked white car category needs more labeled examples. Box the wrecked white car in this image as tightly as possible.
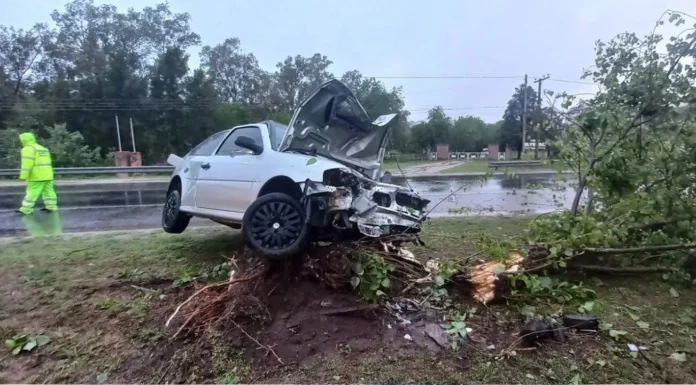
[162,79,430,258]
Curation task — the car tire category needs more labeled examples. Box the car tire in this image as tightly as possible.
[242,192,309,260]
[162,189,190,233]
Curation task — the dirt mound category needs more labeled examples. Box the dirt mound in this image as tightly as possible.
[161,244,445,370]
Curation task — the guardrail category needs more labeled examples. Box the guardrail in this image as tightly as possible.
[0,166,174,177]
[488,160,544,170]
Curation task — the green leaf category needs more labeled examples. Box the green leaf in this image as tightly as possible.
[434,275,446,287]
[306,158,317,166]
[12,346,22,355]
[636,321,649,329]
[669,352,687,362]
[627,312,640,321]
[549,247,558,256]
[375,290,386,296]
[5,339,16,349]
[538,276,552,288]
[570,373,581,385]
[520,305,536,317]
[22,340,37,351]
[670,287,680,298]
[353,262,363,275]
[609,329,627,339]
[599,323,613,330]
[381,278,390,288]
[559,260,567,268]
[35,335,50,347]
[350,276,360,288]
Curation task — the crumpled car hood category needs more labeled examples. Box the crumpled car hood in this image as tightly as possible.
[279,79,396,180]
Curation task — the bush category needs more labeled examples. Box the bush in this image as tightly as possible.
[0,124,110,169]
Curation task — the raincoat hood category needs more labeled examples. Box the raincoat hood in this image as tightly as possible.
[19,132,37,146]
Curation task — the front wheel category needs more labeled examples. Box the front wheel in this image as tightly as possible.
[162,189,190,233]
[242,193,309,260]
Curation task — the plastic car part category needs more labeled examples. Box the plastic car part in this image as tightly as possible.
[242,192,310,259]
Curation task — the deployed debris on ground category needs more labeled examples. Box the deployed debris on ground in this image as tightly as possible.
[163,238,582,364]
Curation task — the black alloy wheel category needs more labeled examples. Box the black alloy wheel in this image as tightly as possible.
[162,189,190,233]
[242,193,309,259]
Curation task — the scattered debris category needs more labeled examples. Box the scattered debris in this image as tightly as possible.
[424,323,450,348]
[562,314,600,331]
[487,344,496,350]
[404,334,413,341]
[627,344,638,352]
[519,319,564,346]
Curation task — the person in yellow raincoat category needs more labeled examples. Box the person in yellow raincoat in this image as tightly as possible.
[17,132,58,214]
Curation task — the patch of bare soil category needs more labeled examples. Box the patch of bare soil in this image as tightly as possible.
[2,243,671,384]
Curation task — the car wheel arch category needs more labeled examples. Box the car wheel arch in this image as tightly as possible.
[167,176,182,194]
[257,175,302,201]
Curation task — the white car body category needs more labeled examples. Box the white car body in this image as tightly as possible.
[163,80,430,254]
[165,121,428,236]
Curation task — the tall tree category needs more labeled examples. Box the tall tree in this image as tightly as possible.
[426,106,452,145]
[340,70,409,152]
[200,38,266,105]
[499,83,538,158]
[272,54,333,111]
[146,46,189,159]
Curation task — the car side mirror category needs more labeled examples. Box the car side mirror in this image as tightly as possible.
[234,136,263,155]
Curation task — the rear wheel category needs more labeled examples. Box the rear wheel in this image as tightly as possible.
[242,193,309,259]
[162,189,190,233]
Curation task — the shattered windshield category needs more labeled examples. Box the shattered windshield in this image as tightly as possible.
[268,121,288,151]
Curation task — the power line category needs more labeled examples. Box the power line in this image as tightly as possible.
[372,75,524,79]
[546,78,596,85]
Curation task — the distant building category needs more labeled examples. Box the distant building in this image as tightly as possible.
[436,144,449,160]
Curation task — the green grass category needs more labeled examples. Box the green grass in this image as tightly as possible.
[442,160,492,173]
[382,159,437,171]
[0,219,694,383]
[444,160,569,174]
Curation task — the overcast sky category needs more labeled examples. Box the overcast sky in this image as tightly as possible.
[2,0,696,122]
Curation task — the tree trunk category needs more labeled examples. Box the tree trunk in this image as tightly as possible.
[584,189,594,216]
[570,177,586,215]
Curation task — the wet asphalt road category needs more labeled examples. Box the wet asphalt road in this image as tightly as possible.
[0,173,577,237]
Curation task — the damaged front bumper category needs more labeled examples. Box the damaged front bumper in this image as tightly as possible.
[300,169,430,238]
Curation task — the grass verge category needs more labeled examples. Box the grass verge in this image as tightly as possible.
[0,218,694,383]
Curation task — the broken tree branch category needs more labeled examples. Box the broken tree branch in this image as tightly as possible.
[573,265,672,273]
[230,319,284,365]
[165,267,267,328]
[583,243,696,255]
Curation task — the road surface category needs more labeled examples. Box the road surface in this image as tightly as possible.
[0,173,577,237]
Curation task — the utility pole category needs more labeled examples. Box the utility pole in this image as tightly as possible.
[521,74,528,159]
[115,114,122,152]
[533,74,550,159]
[129,118,136,152]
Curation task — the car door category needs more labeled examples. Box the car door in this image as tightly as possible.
[179,130,229,208]
[195,126,264,213]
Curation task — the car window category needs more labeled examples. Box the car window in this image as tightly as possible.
[216,126,263,156]
[188,130,228,156]
[268,121,288,150]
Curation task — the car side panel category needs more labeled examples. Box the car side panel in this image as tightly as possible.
[179,122,351,222]
[180,155,206,208]
[195,155,257,213]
